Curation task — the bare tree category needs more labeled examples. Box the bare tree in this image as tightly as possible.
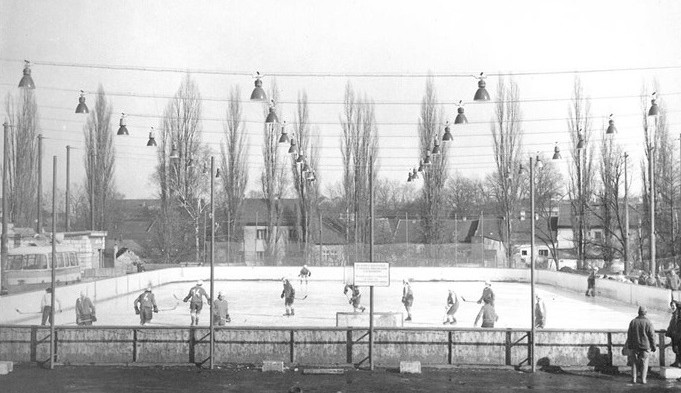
[339,82,378,262]
[488,76,524,267]
[220,86,249,253]
[261,79,288,265]
[566,77,596,270]
[290,91,320,262]
[591,130,625,269]
[640,85,675,271]
[374,177,419,217]
[83,84,117,231]
[4,90,39,227]
[153,74,206,263]
[418,77,448,250]
[533,161,564,269]
[446,174,490,220]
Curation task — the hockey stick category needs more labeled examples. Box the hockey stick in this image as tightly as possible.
[173,294,183,301]
[16,308,41,315]
[158,302,180,312]
[295,295,308,300]
[459,297,478,303]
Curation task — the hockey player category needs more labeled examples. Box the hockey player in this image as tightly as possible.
[474,298,498,328]
[477,281,495,306]
[213,291,231,326]
[298,265,312,286]
[134,285,158,325]
[344,284,366,313]
[183,280,210,326]
[444,289,460,325]
[40,287,62,326]
[75,291,96,326]
[401,280,414,321]
[535,294,547,328]
[281,278,296,316]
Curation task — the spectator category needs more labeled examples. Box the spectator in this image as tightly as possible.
[625,306,656,384]
[666,301,681,367]
[585,271,596,297]
[75,291,96,325]
[668,271,680,291]
[41,287,62,326]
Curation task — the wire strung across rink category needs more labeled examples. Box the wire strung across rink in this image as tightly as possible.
[10,279,673,329]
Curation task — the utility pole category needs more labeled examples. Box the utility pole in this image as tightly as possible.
[624,152,630,274]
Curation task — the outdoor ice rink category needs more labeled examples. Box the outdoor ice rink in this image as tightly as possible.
[11,279,671,329]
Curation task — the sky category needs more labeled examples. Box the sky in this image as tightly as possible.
[1,0,680,200]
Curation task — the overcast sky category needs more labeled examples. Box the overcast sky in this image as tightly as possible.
[1,0,680,200]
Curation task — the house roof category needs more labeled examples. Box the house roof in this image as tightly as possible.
[236,198,299,226]
[308,217,347,245]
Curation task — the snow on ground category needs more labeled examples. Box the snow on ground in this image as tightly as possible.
[13,279,672,330]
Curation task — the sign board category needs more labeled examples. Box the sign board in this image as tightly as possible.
[353,262,390,287]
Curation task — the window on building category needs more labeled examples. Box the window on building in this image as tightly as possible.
[593,231,603,240]
[521,250,528,256]
[289,229,297,241]
[256,229,267,240]
[538,249,549,257]
[256,251,265,260]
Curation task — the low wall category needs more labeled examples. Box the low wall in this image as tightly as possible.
[0,325,674,368]
[1,267,672,324]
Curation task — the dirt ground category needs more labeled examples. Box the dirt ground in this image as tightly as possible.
[3,363,681,392]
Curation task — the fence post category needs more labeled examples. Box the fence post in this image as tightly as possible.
[448,331,453,365]
[30,326,37,362]
[606,332,613,365]
[290,330,295,363]
[346,329,353,364]
[189,327,195,364]
[132,329,138,363]
[659,332,666,367]
[505,329,512,366]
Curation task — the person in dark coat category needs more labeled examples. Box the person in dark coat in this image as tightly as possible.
[75,291,96,326]
[585,271,596,297]
[134,285,158,325]
[625,306,656,384]
[474,298,498,328]
[477,281,495,305]
[343,284,366,313]
[281,278,296,316]
[401,280,414,321]
[667,300,681,367]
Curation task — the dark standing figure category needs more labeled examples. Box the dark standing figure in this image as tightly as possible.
[477,281,495,306]
[668,271,680,291]
[534,294,547,328]
[474,298,498,328]
[183,280,210,326]
[667,301,681,367]
[281,278,296,316]
[75,291,96,326]
[586,271,596,297]
[134,285,158,325]
[344,284,366,313]
[213,291,231,326]
[40,287,62,326]
[444,289,460,325]
[402,280,414,321]
[625,306,656,384]
[298,265,311,286]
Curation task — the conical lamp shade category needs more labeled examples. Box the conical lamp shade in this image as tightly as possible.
[75,92,89,114]
[250,78,267,101]
[18,62,35,89]
[265,106,278,124]
[454,107,467,124]
[473,79,490,101]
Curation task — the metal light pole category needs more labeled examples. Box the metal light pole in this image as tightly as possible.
[529,156,537,373]
[65,146,71,232]
[209,156,215,370]
[90,151,95,231]
[368,154,375,371]
[623,153,629,273]
[1,122,9,290]
[37,134,43,233]
[49,155,57,369]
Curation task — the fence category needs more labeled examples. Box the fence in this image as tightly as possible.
[0,325,674,368]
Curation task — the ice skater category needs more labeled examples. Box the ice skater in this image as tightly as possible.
[444,289,460,325]
[213,291,231,326]
[477,281,495,306]
[586,270,596,297]
[401,280,414,321]
[40,287,62,326]
[281,278,296,316]
[474,298,498,328]
[75,291,96,326]
[534,293,547,328]
[183,280,211,326]
[344,284,366,313]
[298,265,312,286]
[134,285,158,325]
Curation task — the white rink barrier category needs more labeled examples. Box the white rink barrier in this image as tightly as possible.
[0,267,671,324]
